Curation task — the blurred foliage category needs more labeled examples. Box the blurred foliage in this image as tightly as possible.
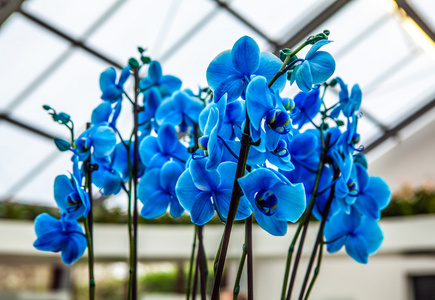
[382,184,435,218]
[2,183,435,223]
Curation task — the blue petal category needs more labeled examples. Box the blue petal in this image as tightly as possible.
[217,162,237,190]
[246,76,274,131]
[148,61,162,83]
[157,124,178,153]
[306,51,335,84]
[231,36,260,75]
[159,75,182,94]
[140,190,171,219]
[34,213,62,236]
[238,168,282,200]
[155,100,182,126]
[170,198,185,218]
[206,50,235,90]
[256,52,286,92]
[272,182,306,222]
[252,204,288,236]
[54,175,75,211]
[190,192,214,225]
[214,74,244,103]
[138,169,161,197]
[118,66,131,86]
[291,61,313,92]
[139,136,159,166]
[189,159,221,191]
[91,126,117,158]
[345,235,369,264]
[357,217,383,255]
[206,125,224,171]
[61,232,87,265]
[160,161,184,191]
[176,169,200,212]
[99,68,116,92]
[305,40,333,58]
[214,189,251,221]
[91,102,112,124]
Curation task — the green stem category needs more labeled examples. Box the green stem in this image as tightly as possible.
[268,42,308,88]
[280,221,304,300]
[84,217,95,300]
[285,130,330,300]
[186,227,198,300]
[303,241,324,300]
[127,131,134,300]
[233,243,247,300]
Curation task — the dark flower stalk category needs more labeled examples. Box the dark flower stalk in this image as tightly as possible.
[284,132,330,300]
[186,227,198,300]
[298,168,338,300]
[84,123,95,300]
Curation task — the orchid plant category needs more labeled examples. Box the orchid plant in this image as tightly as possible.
[33,31,391,300]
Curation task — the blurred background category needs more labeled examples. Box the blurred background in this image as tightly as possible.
[0,0,435,299]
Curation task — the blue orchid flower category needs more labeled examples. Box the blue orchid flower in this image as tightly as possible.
[54,156,90,221]
[139,124,189,169]
[334,164,359,214]
[324,206,383,264]
[99,66,131,103]
[138,87,162,125]
[196,94,229,171]
[33,213,87,265]
[139,61,182,97]
[111,141,145,181]
[73,123,117,161]
[290,40,335,92]
[199,98,245,140]
[246,76,293,150]
[292,87,321,129]
[238,168,306,236]
[91,101,122,128]
[155,90,204,132]
[353,162,391,219]
[93,157,123,196]
[330,77,362,118]
[281,130,320,185]
[138,161,185,219]
[176,159,251,225]
[206,36,286,102]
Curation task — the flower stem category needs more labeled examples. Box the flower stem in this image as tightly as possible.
[186,227,198,300]
[233,242,247,300]
[303,242,323,300]
[84,123,95,300]
[297,169,338,300]
[210,117,251,300]
[280,221,304,300]
[197,225,207,300]
[285,132,331,300]
[268,42,308,88]
[132,66,140,300]
[246,215,253,300]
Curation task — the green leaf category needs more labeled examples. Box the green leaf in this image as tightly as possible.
[335,120,345,127]
[54,138,71,152]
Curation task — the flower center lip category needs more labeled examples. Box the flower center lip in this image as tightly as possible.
[255,189,278,216]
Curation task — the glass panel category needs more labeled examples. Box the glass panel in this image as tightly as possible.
[10,49,111,138]
[410,0,435,32]
[229,0,322,41]
[162,10,268,90]
[23,0,119,39]
[0,122,56,200]
[0,13,69,109]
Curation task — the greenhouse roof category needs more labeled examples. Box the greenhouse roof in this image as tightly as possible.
[1,0,434,206]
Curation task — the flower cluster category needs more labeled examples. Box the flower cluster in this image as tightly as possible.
[34,34,391,272]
